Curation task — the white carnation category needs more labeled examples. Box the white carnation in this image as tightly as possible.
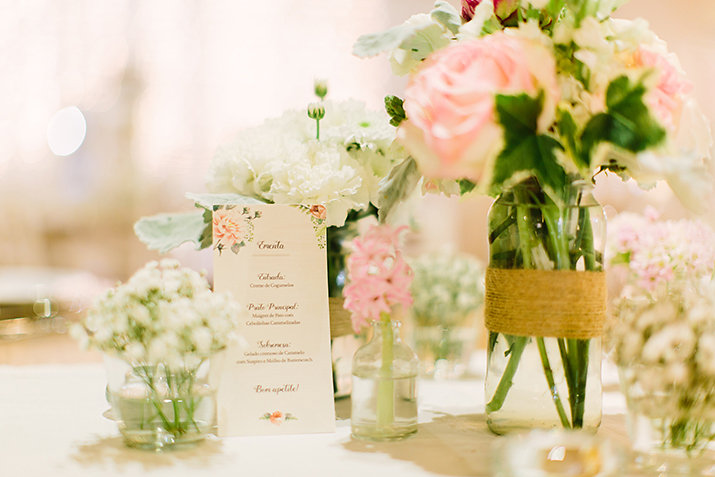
[206,101,403,227]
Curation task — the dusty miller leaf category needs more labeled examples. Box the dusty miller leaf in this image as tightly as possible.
[376,157,421,223]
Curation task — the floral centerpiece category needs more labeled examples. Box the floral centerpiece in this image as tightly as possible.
[134,84,410,397]
[353,0,712,432]
[409,251,485,377]
[607,212,715,471]
[71,259,242,449]
[344,224,419,440]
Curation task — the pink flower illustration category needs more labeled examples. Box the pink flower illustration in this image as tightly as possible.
[213,210,242,248]
[269,411,284,424]
[309,204,327,220]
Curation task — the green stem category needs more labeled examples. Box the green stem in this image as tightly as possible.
[376,314,395,428]
[536,337,571,428]
[135,366,173,432]
[485,336,528,413]
[486,189,538,414]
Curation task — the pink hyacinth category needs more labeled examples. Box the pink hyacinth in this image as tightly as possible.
[343,225,413,332]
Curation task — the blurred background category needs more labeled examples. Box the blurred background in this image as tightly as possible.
[1,0,713,361]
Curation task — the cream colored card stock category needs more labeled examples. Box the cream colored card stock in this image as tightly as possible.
[213,204,335,436]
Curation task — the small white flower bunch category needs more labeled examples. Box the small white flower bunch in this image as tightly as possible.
[611,278,715,420]
[409,251,485,328]
[72,259,243,371]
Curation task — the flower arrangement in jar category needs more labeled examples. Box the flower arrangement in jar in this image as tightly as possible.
[72,259,243,450]
[607,211,715,473]
[353,0,713,433]
[343,224,419,441]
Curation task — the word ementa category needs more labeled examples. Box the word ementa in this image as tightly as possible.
[257,241,285,250]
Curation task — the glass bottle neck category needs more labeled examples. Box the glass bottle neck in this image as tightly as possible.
[371,319,402,342]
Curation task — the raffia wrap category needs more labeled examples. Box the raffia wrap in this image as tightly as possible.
[484,267,607,339]
[329,297,354,338]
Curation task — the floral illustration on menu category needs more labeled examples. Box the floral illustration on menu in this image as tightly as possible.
[295,204,327,249]
[213,205,263,255]
[260,411,298,425]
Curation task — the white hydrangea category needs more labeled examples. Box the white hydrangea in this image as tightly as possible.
[409,251,485,327]
[72,260,244,372]
[206,100,403,227]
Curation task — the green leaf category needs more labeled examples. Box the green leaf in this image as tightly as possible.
[458,179,476,195]
[384,95,406,127]
[430,0,461,35]
[490,93,568,201]
[353,23,416,58]
[557,109,588,170]
[186,192,267,209]
[134,211,209,253]
[376,156,421,223]
[546,0,566,19]
[581,75,666,164]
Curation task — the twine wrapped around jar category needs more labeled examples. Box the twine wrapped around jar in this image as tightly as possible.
[484,268,607,340]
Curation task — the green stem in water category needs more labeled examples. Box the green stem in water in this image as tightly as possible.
[536,337,571,428]
[376,314,395,428]
[486,190,538,414]
[485,335,528,413]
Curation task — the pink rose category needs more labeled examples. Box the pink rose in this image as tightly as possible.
[400,32,558,183]
[634,46,693,131]
[462,0,519,22]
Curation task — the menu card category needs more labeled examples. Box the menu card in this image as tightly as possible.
[213,204,335,436]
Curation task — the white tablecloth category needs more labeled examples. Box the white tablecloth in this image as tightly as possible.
[0,362,695,477]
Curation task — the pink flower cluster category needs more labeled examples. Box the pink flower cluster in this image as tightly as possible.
[607,208,715,296]
[343,225,413,332]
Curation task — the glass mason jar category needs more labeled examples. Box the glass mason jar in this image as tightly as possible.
[484,179,606,434]
[351,319,419,441]
[619,364,714,475]
[107,359,216,450]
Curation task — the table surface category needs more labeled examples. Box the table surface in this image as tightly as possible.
[6,358,698,477]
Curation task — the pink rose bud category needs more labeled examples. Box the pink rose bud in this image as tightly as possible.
[461,0,519,22]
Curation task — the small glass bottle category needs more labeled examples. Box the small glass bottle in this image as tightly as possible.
[351,319,419,440]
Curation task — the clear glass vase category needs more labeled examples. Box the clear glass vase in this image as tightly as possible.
[107,359,216,450]
[412,312,479,379]
[351,319,419,441]
[619,365,714,475]
[484,179,606,434]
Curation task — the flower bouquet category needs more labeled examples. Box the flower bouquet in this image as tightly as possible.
[354,0,712,432]
[134,84,410,396]
[344,224,419,440]
[409,251,485,377]
[72,259,242,450]
[607,212,715,472]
